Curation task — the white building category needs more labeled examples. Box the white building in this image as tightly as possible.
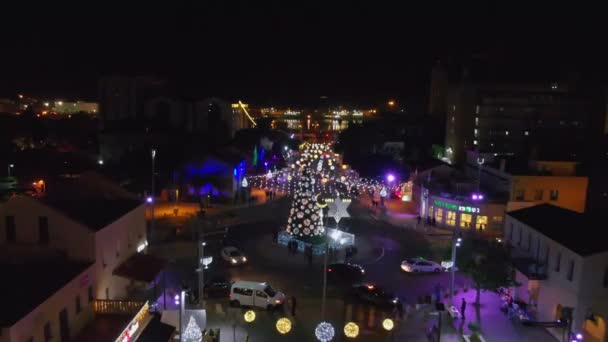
[0,172,162,342]
[505,204,608,342]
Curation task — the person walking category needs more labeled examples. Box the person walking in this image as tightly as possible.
[291,295,297,316]
[461,297,467,319]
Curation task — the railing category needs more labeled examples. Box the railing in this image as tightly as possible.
[93,299,146,315]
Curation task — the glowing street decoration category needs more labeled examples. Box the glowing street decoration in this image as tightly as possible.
[183,316,202,342]
[380,186,388,198]
[238,100,257,127]
[382,318,395,331]
[276,317,292,334]
[315,322,335,342]
[328,197,350,223]
[136,240,149,253]
[244,310,256,323]
[343,322,359,338]
[241,177,248,188]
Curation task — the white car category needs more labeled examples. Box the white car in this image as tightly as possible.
[401,258,442,273]
[221,246,247,265]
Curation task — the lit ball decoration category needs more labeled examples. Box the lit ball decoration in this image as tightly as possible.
[276,317,292,334]
[244,310,256,323]
[315,322,335,342]
[343,322,359,338]
[382,318,394,331]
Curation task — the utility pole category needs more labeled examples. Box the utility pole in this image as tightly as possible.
[450,237,461,304]
[151,149,156,241]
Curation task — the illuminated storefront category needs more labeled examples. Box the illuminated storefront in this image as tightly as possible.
[420,195,505,232]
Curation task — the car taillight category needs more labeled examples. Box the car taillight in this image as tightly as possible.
[328,268,332,272]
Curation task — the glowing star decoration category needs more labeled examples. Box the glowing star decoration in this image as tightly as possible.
[328,197,351,223]
[382,318,394,331]
[276,317,292,334]
[380,186,388,198]
[183,316,202,342]
[315,322,335,342]
[343,322,359,338]
[266,170,273,179]
[241,177,248,188]
[244,310,256,323]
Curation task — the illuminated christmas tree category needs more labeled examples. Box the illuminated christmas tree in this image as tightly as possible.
[183,316,202,342]
[285,168,325,244]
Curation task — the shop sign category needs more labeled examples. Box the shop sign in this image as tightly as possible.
[433,200,479,213]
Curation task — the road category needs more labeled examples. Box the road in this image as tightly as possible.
[149,197,469,341]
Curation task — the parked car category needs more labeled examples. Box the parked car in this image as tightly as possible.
[401,257,442,273]
[204,277,232,298]
[221,246,247,265]
[351,283,400,308]
[229,281,286,310]
[327,263,365,283]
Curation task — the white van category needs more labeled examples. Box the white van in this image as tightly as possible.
[229,281,286,309]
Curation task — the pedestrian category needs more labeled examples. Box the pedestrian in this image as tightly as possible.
[291,295,297,316]
[461,298,467,319]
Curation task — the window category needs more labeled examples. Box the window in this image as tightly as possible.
[255,290,268,298]
[88,286,94,302]
[76,295,82,314]
[550,190,559,201]
[460,213,472,228]
[555,252,561,272]
[567,260,575,281]
[474,128,478,137]
[473,140,478,145]
[505,130,509,136]
[446,211,456,226]
[492,216,503,223]
[524,130,530,136]
[475,117,479,126]
[518,227,522,246]
[234,288,253,296]
[534,190,543,201]
[527,232,532,251]
[434,208,443,223]
[44,322,52,342]
[475,216,488,230]
[509,223,514,241]
[428,206,434,218]
[603,267,608,288]
[39,216,49,245]
[515,189,525,201]
[5,216,16,242]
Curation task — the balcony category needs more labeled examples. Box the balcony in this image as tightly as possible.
[512,257,548,280]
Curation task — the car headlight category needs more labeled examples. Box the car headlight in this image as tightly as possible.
[275,299,281,304]
[242,257,247,262]
[231,258,237,264]
[392,298,398,304]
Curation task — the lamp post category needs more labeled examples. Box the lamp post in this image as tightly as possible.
[7,164,14,177]
[315,195,329,319]
[198,241,206,308]
[476,157,484,193]
[176,288,187,342]
[151,149,156,241]
[450,237,462,304]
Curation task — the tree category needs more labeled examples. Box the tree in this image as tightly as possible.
[451,235,517,305]
[285,168,325,244]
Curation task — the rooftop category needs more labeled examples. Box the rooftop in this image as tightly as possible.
[0,260,93,326]
[508,204,607,256]
[42,198,142,231]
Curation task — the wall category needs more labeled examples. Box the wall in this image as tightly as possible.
[0,196,95,262]
[94,204,147,300]
[509,176,588,213]
[6,264,96,342]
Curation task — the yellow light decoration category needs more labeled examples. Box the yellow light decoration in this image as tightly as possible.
[322,178,328,183]
[343,322,359,338]
[382,318,394,331]
[244,310,256,323]
[276,317,292,334]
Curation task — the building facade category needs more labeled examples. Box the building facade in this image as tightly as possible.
[504,204,608,342]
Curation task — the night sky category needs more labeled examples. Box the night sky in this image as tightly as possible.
[1,2,604,107]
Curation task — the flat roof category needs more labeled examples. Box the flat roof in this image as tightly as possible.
[42,198,142,232]
[0,260,93,327]
[508,204,606,256]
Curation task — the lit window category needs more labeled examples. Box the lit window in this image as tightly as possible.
[524,131,529,136]
[451,116,455,123]
[515,189,525,200]
[567,260,574,281]
[474,128,478,137]
[446,211,456,226]
[475,117,479,126]
[473,140,478,145]
[434,208,443,223]
[534,190,543,201]
[475,105,480,114]
[550,190,559,201]
[492,216,503,223]
[505,130,509,136]
[460,213,472,228]
[475,216,488,229]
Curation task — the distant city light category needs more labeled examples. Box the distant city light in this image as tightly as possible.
[97,159,104,165]
[388,100,395,106]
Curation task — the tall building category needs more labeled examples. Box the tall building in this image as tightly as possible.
[428,62,448,123]
[441,75,599,165]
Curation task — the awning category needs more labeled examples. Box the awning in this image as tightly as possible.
[113,253,166,283]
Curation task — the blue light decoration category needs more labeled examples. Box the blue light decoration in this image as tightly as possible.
[259,147,265,164]
[233,168,237,176]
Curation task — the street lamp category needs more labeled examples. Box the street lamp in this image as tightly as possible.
[7,164,14,177]
[450,237,462,303]
[150,149,156,241]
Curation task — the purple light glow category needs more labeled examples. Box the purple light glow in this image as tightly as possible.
[472,194,478,200]
[386,174,395,182]
[146,196,153,203]
[471,193,484,201]
[576,333,583,340]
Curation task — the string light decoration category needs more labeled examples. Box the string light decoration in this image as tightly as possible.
[243,310,256,323]
[285,168,324,242]
[276,317,292,334]
[382,318,395,331]
[343,322,359,338]
[315,321,335,342]
[183,316,202,342]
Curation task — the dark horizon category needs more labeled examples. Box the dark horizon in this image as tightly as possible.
[1,3,605,107]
